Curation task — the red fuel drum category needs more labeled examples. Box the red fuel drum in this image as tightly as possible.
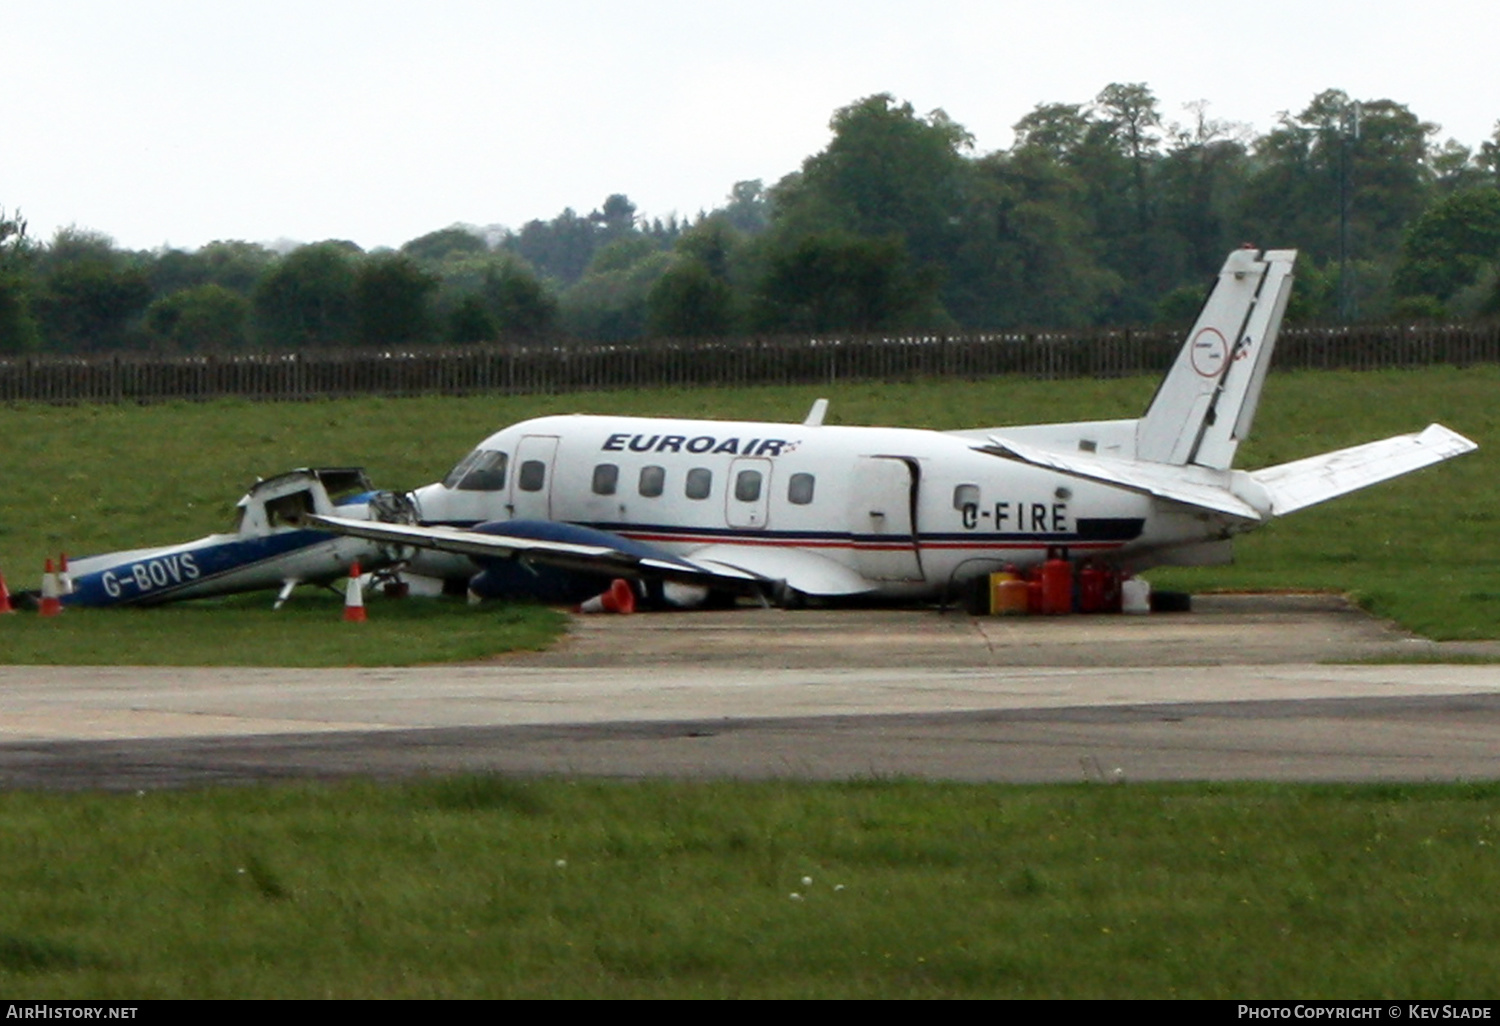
[1078,562,1105,614]
[1040,553,1072,615]
[1103,567,1123,613]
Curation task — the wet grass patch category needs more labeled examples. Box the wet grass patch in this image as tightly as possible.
[2,778,1499,998]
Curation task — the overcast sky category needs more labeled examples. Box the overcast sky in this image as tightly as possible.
[6,0,1497,254]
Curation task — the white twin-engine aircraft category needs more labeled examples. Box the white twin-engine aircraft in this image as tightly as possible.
[314,247,1476,609]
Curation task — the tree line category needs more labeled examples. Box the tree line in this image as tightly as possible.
[3,84,1499,356]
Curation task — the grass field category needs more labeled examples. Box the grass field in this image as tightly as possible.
[2,365,1496,654]
[3,371,1499,1000]
[0,593,567,666]
[3,778,1498,999]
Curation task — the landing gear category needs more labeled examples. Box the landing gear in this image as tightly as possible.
[772,580,807,610]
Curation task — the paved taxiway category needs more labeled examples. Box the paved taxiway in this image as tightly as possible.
[2,594,1498,787]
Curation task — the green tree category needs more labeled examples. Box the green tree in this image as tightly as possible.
[776,94,974,270]
[1431,139,1486,195]
[1355,99,1438,247]
[1093,83,1163,236]
[1012,103,1091,161]
[646,259,734,337]
[447,293,498,344]
[33,228,152,352]
[37,226,119,272]
[401,226,488,264]
[1240,91,1436,266]
[593,194,638,241]
[720,180,771,234]
[478,258,557,338]
[1392,188,1500,314]
[753,230,940,333]
[354,252,438,347]
[947,149,1119,329]
[674,218,745,283]
[144,284,251,350]
[197,240,277,295]
[252,243,358,348]
[149,247,210,297]
[1060,83,1173,319]
[1,208,28,253]
[509,208,599,285]
[1155,102,1252,282]
[0,208,39,353]
[1479,122,1500,185]
[561,238,670,341]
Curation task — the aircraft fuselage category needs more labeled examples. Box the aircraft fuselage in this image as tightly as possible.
[407,413,1217,600]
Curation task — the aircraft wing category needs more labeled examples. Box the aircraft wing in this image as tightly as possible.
[1247,424,1477,516]
[975,436,1265,521]
[684,544,876,596]
[308,514,762,589]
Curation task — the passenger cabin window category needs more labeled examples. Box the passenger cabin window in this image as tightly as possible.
[953,484,980,510]
[518,459,547,493]
[443,449,508,491]
[788,472,815,505]
[639,465,665,498]
[685,467,712,500]
[734,469,763,502]
[592,463,619,496]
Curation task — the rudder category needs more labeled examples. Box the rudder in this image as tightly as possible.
[1135,248,1297,469]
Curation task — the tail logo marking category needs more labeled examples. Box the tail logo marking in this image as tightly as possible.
[1190,327,1228,377]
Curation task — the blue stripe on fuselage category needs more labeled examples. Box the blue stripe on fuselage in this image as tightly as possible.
[66,530,337,606]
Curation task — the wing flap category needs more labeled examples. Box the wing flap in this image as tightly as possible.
[1248,424,1477,516]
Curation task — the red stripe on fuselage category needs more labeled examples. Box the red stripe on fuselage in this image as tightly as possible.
[615,529,1123,553]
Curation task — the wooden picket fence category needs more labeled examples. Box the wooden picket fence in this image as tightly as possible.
[2,324,1497,404]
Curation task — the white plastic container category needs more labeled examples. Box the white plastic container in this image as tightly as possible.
[1121,577,1151,614]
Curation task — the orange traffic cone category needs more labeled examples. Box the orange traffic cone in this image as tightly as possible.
[343,561,367,622]
[58,552,74,596]
[575,578,636,615]
[0,568,14,614]
[39,558,62,617]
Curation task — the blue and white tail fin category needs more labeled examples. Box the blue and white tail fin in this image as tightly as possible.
[1135,247,1297,470]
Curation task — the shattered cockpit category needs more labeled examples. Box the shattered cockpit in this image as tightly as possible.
[234,468,378,535]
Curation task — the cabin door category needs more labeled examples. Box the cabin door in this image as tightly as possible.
[508,435,559,520]
[847,455,924,581]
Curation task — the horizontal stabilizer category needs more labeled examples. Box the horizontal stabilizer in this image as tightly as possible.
[1247,424,1477,516]
[976,436,1263,521]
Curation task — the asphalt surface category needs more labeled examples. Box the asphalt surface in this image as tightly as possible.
[2,594,1499,788]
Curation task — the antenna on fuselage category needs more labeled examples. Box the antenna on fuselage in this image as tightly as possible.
[803,398,829,427]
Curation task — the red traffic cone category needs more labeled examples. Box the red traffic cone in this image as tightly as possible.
[58,552,74,596]
[39,558,62,617]
[0,569,14,614]
[343,561,367,622]
[575,578,636,615]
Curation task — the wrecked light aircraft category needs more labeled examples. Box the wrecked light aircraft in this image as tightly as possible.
[62,468,409,607]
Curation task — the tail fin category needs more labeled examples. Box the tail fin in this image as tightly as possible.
[1135,247,1297,470]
